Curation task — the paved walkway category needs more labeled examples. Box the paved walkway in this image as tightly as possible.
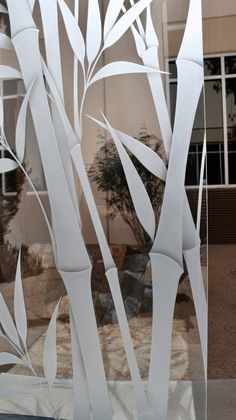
[208,244,236,379]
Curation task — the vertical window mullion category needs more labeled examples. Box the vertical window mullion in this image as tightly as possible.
[196,144,199,184]
[221,55,229,185]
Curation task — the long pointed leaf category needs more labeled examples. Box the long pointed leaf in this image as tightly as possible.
[104,0,153,49]
[146,5,158,48]
[16,77,37,163]
[130,24,146,58]
[128,0,145,39]
[0,66,22,80]
[117,130,166,180]
[87,115,167,181]
[42,61,78,149]
[102,114,156,240]
[57,0,85,69]
[177,0,203,65]
[0,34,13,50]
[0,158,18,173]
[89,61,159,86]
[0,293,20,348]
[0,353,24,366]
[14,249,27,349]
[104,0,125,41]
[86,0,101,66]
[43,299,61,389]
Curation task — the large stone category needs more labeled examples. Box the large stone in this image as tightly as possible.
[0,269,66,321]
[28,243,55,269]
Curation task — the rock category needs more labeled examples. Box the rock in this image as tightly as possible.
[144,260,152,285]
[0,268,66,321]
[28,243,55,269]
[59,294,69,320]
[93,291,117,325]
[88,244,127,293]
[10,314,199,382]
[120,253,149,298]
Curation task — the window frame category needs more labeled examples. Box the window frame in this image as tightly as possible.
[165,52,236,189]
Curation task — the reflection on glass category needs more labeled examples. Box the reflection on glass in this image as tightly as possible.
[226,78,236,183]
[225,56,236,75]
[204,57,221,76]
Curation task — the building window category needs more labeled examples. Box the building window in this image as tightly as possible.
[1,79,46,195]
[167,54,236,187]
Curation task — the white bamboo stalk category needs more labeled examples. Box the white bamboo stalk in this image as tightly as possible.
[146,0,204,416]
[6,2,112,419]
[129,2,207,399]
[38,0,81,225]
[71,144,155,420]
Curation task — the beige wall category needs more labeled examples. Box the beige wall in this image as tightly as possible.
[168,15,236,58]
[166,0,236,22]
[203,15,236,54]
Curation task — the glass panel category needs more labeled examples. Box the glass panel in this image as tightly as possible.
[171,80,224,145]
[228,142,236,183]
[186,91,205,186]
[226,78,236,183]
[169,82,177,127]
[205,80,223,142]
[225,55,236,75]
[205,79,225,184]
[204,57,221,76]
[169,60,177,79]
[207,143,225,184]
[3,79,25,96]
[186,144,202,186]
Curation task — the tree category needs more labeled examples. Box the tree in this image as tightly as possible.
[89,133,166,251]
[0,151,25,244]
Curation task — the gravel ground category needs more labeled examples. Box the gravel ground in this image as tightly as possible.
[5,244,236,381]
[10,273,204,381]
